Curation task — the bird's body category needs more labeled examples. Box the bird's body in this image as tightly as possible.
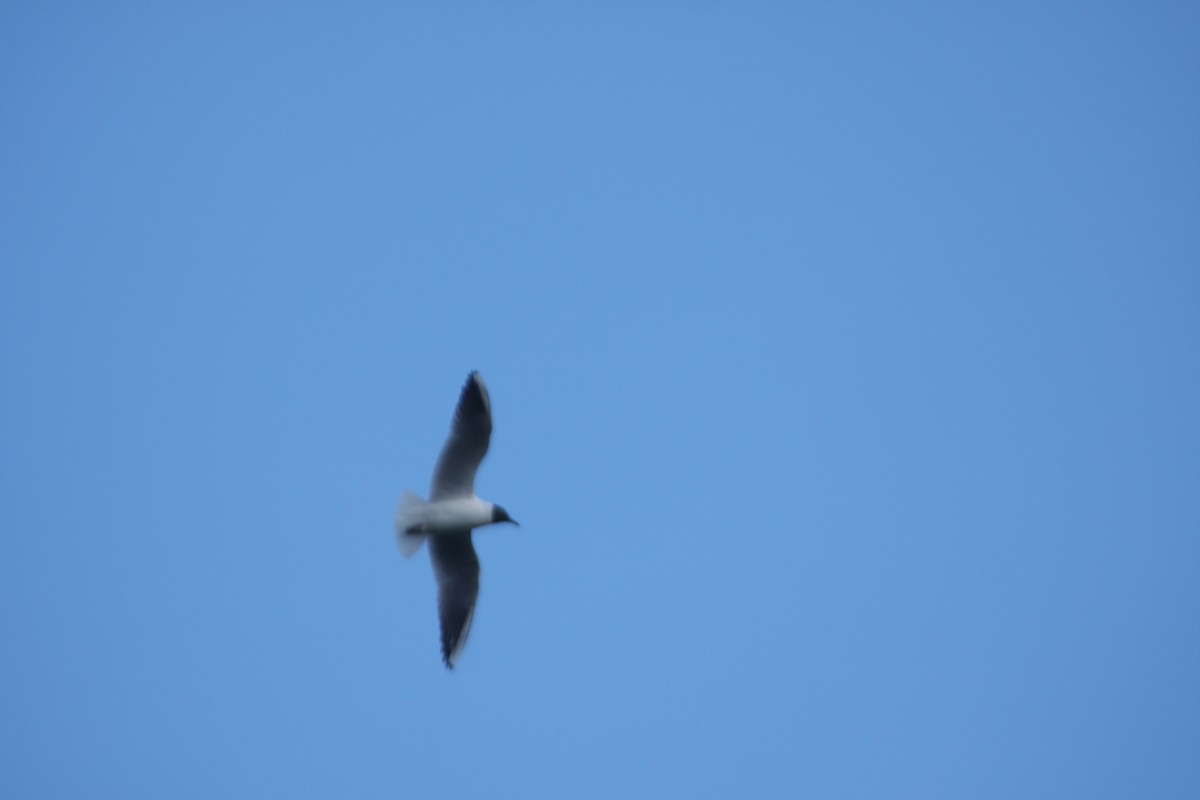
[395,371,518,668]
[403,495,501,534]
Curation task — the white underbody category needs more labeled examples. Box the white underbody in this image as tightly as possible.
[395,492,497,558]
[413,495,495,533]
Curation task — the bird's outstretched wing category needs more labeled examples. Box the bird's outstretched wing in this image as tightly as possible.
[429,532,480,668]
[430,371,493,501]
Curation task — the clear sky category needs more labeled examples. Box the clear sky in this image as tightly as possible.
[2,2,1198,798]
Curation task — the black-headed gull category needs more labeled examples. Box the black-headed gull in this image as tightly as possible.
[396,371,518,668]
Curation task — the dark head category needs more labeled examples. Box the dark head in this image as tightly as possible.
[491,504,519,526]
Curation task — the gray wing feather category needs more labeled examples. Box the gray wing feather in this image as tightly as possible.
[430,371,493,500]
[429,532,480,668]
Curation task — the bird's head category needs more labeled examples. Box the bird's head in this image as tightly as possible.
[491,505,519,526]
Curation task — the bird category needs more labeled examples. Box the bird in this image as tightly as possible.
[395,371,519,668]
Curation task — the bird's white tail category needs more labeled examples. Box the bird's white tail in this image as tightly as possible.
[395,491,428,557]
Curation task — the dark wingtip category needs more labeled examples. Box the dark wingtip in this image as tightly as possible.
[456,372,489,418]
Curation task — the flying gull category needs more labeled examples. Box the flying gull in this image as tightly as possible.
[395,371,518,668]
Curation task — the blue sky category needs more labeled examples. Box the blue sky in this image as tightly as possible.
[2,2,1198,798]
